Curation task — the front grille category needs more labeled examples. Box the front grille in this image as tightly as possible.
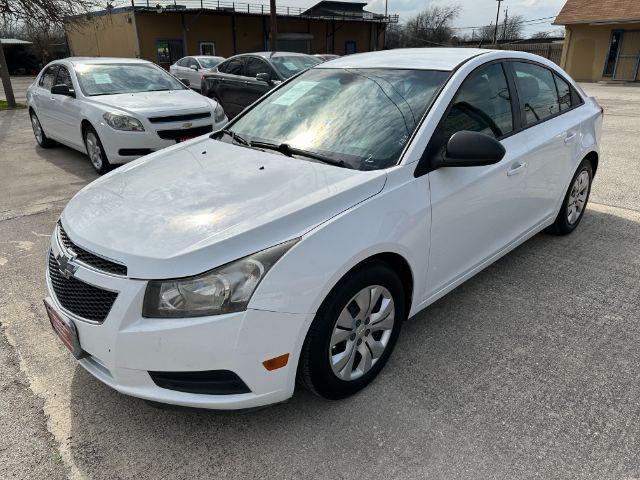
[58,223,127,276]
[148,111,211,123]
[157,124,213,141]
[48,251,118,323]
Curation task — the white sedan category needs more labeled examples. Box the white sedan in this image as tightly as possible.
[169,55,225,90]
[44,48,602,409]
[26,57,227,173]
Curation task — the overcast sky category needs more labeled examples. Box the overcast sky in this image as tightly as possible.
[329,0,566,37]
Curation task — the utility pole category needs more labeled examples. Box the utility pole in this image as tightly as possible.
[384,0,388,17]
[270,0,278,52]
[0,41,16,109]
[502,7,509,41]
[493,0,502,46]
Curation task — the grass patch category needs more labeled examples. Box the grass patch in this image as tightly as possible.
[0,99,26,110]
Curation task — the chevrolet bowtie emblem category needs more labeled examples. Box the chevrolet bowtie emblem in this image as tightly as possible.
[182,122,193,129]
[56,252,79,279]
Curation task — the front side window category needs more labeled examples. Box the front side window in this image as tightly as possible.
[219,57,244,75]
[439,63,513,143]
[39,65,58,89]
[54,66,74,89]
[245,57,272,77]
[75,63,187,96]
[270,55,321,79]
[228,68,449,170]
[512,62,559,125]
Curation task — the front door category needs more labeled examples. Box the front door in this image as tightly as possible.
[425,62,533,300]
[49,65,83,147]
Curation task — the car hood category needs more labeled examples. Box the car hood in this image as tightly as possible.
[85,90,212,116]
[61,138,387,279]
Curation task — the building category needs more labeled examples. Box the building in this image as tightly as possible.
[64,0,398,68]
[555,0,640,81]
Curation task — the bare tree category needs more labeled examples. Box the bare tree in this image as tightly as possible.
[387,5,461,49]
[0,0,97,108]
[501,14,524,41]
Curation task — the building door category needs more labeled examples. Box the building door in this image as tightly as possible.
[613,30,640,81]
[156,40,184,69]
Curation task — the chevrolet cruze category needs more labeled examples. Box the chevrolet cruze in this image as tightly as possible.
[44,49,602,409]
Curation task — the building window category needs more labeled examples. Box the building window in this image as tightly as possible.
[603,31,622,77]
[200,42,216,56]
[345,41,356,54]
[156,40,184,67]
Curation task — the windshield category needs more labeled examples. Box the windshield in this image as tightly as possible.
[271,55,322,79]
[75,63,187,96]
[198,58,223,69]
[228,68,449,170]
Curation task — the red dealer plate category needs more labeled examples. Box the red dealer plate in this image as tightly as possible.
[44,299,85,359]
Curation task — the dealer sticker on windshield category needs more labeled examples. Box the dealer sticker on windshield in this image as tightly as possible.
[272,81,318,106]
[92,73,112,84]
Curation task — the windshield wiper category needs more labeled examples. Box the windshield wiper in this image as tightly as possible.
[212,129,250,146]
[250,141,348,168]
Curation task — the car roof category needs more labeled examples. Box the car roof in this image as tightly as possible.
[319,48,492,71]
[241,51,315,60]
[61,57,152,66]
[194,55,224,59]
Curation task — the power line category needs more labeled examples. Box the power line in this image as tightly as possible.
[449,15,557,31]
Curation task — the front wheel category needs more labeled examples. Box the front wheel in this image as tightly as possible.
[84,126,112,174]
[547,159,593,235]
[299,261,405,400]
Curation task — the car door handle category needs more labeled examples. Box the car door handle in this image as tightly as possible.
[507,162,527,176]
[564,132,578,143]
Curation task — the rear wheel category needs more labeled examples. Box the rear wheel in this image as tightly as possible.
[299,261,405,400]
[30,111,55,148]
[83,125,112,174]
[547,159,593,235]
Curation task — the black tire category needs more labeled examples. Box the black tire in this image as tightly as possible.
[547,159,593,235]
[29,111,55,148]
[83,125,112,174]
[299,261,405,400]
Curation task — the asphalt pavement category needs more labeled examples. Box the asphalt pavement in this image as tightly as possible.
[1,83,640,479]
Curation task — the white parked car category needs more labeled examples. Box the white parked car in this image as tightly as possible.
[26,57,228,174]
[169,55,225,90]
[44,49,602,410]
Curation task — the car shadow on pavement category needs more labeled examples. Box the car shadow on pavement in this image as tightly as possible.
[33,144,100,182]
[64,207,640,479]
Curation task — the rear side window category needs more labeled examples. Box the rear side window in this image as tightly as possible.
[554,73,572,112]
[39,65,58,90]
[219,57,243,75]
[512,62,560,125]
[439,63,514,142]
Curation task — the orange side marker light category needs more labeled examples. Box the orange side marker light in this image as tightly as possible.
[262,353,289,371]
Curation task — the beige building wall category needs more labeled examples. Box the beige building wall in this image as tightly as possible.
[560,23,640,82]
[66,11,139,58]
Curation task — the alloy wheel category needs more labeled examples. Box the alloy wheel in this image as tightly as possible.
[329,285,395,381]
[567,170,590,225]
[85,132,103,170]
[31,114,43,144]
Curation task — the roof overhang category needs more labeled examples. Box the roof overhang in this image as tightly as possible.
[555,17,640,26]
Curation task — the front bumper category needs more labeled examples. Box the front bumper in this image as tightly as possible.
[46,230,312,410]
[96,117,227,165]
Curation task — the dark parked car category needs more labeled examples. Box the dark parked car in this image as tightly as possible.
[201,51,321,118]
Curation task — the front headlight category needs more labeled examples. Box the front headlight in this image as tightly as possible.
[213,102,226,123]
[142,239,298,318]
[103,112,145,131]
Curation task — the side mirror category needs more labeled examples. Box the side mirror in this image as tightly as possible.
[434,131,505,169]
[51,84,75,97]
[189,65,199,71]
[256,72,272,84]
[179,78,191,87]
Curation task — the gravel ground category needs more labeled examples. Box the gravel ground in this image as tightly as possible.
[0,82,639,479]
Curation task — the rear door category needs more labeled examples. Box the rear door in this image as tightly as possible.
[33,65,59,132]
[216,56,248,117]
[425,62,535,299]
[508,61,577,225]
